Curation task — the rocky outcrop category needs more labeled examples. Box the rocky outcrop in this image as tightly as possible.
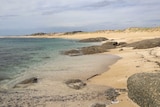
[125,38,160,49]
[65,79,86,90]
[63,41,123,56]
[81,46,107,54]
[101,42,118,49]
[79,37,108,42]
[127,73,160,107]
[63,49,82,56]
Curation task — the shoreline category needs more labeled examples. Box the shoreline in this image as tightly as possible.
[0,53,121,107]
[0,30,160,106]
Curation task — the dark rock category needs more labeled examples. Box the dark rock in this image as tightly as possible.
[91,103,106,107]
[125,38,160,49]
[63,41,120,56]
[62,46,107,56]
[104,88,120,101]
[118,42,127,46]
[62,49,82,56]
[19,77,38,84]
[13,77,38,88]
[127,73,160,107]
[101,42,118,49]
[79,37,108,42]
[81,46,107,54]
[65,79,86,90]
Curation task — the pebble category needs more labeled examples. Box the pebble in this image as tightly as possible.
[0,88,116,107]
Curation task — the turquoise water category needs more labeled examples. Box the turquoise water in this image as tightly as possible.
[0,38,93,81]
[0,38,120,89]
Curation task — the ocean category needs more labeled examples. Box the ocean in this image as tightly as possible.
[0,38,119,89]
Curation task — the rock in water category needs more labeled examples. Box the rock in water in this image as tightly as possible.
[62,49,82,56]
[81,46,107,54]
[127,73,160,107]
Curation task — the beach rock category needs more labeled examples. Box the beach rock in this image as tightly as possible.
[19,77,38,84]
[65,79,86,90]
[125,38,160,49]
[104,88,120,101]
[63,49,82,56]
[91,103,106,107]
[63,40,121,56]
[63,46,107,56]
[81,46,107,54]
[118,42,127,46]
[101,42,118,49]
[127,73,160,107]
[79,37,108,42]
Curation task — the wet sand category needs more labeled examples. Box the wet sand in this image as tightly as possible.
[0,54,120,107]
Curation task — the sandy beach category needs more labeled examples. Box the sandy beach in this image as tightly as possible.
[52,28,160,106]
[0,28,160,107]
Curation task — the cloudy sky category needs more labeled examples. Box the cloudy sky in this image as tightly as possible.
[0,0,160,35]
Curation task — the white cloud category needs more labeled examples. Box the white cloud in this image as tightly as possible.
[0,0,160,35]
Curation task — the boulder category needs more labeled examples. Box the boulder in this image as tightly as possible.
[79,37,108,42]
[101,42,118,49]
[81,46,107,54]
[127,73,160,107]
[104,88,120,101]
[65,79,86,90]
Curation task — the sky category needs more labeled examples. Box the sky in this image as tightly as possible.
[0,0,160,35]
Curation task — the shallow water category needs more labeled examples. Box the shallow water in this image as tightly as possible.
[0,38,120,89]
